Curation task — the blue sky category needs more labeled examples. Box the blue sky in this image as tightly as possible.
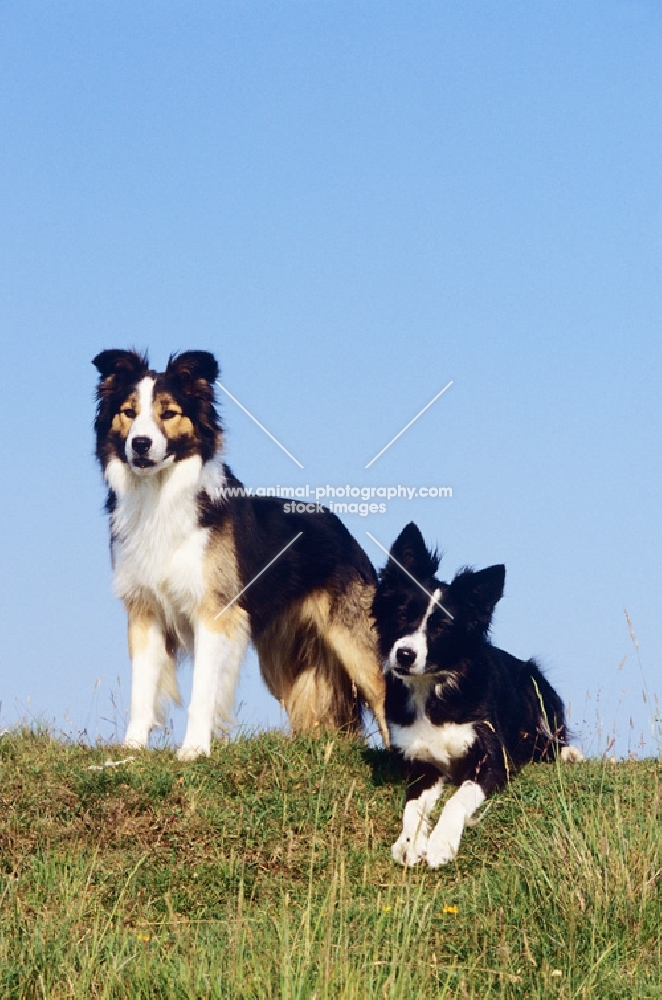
[1,1,660,757]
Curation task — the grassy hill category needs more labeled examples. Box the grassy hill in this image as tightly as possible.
[0,727,659,998]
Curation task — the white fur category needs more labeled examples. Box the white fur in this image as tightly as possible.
[109,456,217,637]
[390,716,477,768]
[560,745,585,763]
[177,621,250,760]
[389,675,480,865]
[391,778,443,866]
[125,377,170,472]
[105,453,236,756]
[387,588,441,674]
[425,780,486,867]
[124,619,177,748]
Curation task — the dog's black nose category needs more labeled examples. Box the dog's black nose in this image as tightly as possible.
[396,647,416,669]
[131,436,152,456]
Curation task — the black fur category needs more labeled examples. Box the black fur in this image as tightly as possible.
[93,348,221,469]
[374,521,572,802]
[198,478,376,641]
[92,349,389,746]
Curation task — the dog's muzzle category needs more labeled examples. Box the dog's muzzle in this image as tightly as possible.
[129,435,156,469]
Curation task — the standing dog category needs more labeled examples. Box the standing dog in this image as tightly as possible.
[93,348,387,759]
[372,522,581,867]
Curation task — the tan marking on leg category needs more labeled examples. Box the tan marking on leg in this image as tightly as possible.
[199,600,250,639]
[201,523,244,626]
[125,598,181,721]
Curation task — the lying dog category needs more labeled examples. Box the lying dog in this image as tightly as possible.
[93,348,388,758]
[372,522,582,867]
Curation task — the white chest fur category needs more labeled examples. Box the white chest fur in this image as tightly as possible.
[390,717,477,767]
[389,682,477,770]
[106,456,224,634]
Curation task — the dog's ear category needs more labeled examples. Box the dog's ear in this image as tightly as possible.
[381,522,440,582]
[93,349,149,383]
[164,351,221,461]
[165,351,219,387]
[448,564,505,633]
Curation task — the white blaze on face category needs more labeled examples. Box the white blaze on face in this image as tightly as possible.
[388,588,442,675]
[126,376,169,472]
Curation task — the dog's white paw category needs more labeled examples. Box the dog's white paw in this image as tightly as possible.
[561,745,584,763]
[425,831,457,868]
[123,724,150,749]
[391,832,428,867]
[176,744,209,762]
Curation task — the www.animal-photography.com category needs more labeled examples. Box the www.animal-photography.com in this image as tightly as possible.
[1,4,660,998]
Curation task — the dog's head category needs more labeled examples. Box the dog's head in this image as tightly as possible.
[373,522,505,679]
[93,349,221,475]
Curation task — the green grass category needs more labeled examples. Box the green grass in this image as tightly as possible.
[0,727,660,999]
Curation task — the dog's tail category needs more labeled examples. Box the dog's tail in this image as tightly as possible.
[530,671,584,763]
[255,581,388,744]
[256,607,363,736]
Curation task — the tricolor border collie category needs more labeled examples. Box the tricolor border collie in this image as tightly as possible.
[93,349,388,759]
[373,522,582,867]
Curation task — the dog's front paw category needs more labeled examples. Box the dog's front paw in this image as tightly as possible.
[123,722,150,749]
[391,832,428,867]
[176,744,210,762]
[425,831,457,868]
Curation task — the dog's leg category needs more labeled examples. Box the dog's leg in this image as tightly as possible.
[124,607,175,748]
[178,606,249,761]
[285,666,335,734]
[326,623,389,746]
[392,763,443,866]
[425,780,486,867]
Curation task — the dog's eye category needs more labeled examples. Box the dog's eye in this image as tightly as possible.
[161,409,179,420]
[121,408,137,419]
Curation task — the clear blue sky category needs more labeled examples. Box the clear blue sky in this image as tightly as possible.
[1,1,660,757]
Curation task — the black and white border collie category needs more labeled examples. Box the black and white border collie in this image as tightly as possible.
[93,349,388,760]
[373,522,582,867]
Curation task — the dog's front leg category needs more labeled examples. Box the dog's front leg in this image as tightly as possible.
[124,604,173,748]
[178,607,249,761]
[392,763,443,866]
[425,780,486,867]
